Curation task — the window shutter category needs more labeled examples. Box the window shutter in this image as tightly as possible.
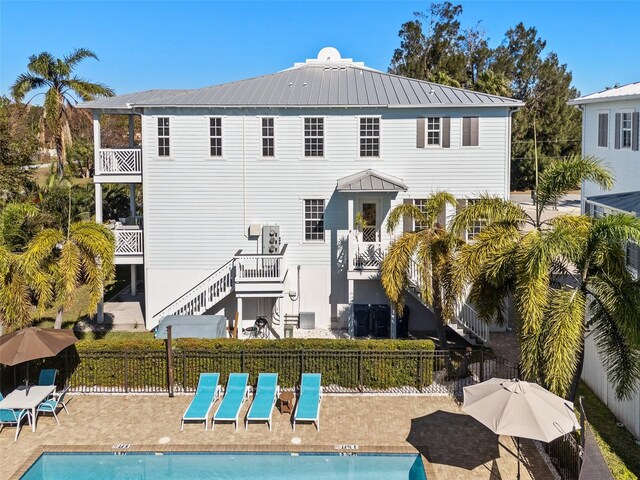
[614,113,621,149]
[598,113,608,147]
[416,118,425,148]
[470,117,479,146]
[403,199,413,233]
[632,112,639,151]
[442,117,451,148]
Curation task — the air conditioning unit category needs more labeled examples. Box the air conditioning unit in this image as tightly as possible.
[261,225,281,255]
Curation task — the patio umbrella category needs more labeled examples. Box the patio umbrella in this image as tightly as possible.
[463,378,580,479]
[0,327,78,385]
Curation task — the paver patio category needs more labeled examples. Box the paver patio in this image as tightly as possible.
[0,394,556,479]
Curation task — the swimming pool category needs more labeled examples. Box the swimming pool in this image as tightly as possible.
[21,452,427,479]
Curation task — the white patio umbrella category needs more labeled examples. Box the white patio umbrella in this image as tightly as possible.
[463,378,580,479]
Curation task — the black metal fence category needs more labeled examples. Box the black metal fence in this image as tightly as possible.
[546,432,583,480]
[0,348,519,396]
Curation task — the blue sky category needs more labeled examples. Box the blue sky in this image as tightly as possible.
[1,1,638,101]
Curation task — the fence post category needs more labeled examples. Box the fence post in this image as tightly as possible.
[124,352,129,393]
[182,350,187,392]
[300,349,305,379]
[417,351,423,392]
[479,349,485,383]
[166,325,174,397]
[578,395,586,469]
[241,350,245,372]
[358,351,364,391]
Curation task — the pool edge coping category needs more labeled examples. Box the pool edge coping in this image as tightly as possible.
[11,444,436,479]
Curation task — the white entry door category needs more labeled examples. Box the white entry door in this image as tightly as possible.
[358,199,381,243]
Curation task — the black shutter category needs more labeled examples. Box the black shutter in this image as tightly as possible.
[614,113,621,149]
[442,117,450,148]
[416,118,425,148]
[403,199,413,233]
[632,112,639,151]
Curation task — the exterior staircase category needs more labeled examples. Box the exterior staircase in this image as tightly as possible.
[152,259,235,323]
[407,258,490,345]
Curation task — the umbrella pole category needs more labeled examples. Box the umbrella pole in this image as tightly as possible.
[517,437,521,480]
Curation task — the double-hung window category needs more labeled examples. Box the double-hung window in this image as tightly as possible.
[414,199,430,230]
[210,118,222,157]
[304,118,324,157]
[426,118,441,146]
[359,117,380,157]
[621,112,632,149]
[463,199,485,240]
[261,118,275,157]
[304,199,325,241]
[157,117,170,157]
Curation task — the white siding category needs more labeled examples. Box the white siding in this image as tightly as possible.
[582,331,640,438]
[581,99,640,200]
[140,107,512,324]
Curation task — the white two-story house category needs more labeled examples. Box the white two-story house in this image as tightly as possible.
[79,47,523,341]
[568,81,640,438]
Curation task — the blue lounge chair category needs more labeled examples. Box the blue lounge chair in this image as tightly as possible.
[293,373,322,431]
[38,369,57,386]
[245,373,279,431]
[37,386,70,425]
[0,393,31,441]
[181,373,220,431]
[213,373,249,431]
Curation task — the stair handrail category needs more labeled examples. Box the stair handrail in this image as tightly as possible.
[152,258,235,320]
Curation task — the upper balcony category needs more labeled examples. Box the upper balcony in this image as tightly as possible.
[348,237,388,280]
[95,148,142,184]
[109,217,144,265]
[233,245,288,297]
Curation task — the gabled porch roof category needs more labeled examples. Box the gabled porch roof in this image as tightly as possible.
[336,169,408,193]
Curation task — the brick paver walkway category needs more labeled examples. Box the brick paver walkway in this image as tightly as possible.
[0,394,555,479]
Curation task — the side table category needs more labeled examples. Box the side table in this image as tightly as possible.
[279,391,294,414]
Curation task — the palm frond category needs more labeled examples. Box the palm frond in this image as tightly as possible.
[450,194,529,236]
[536,155,614,213]
[386,203,430,233]
[63,48,99,68]
[26,52,55,78]
[380,232,420,309]
[64,78,115,102]
[0,247,32,331]
[540,288,586,396]
[10,73,47,102]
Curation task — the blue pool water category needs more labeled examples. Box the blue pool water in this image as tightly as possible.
[21,452,427,480]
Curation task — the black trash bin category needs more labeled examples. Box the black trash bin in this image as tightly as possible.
[397,304,410,338]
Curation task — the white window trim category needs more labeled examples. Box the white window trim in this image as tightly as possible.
[619,109,635,149]
[425,117,442,148]
[301,197,327,243]
[157,116,171,158]
[597,109,610,149]
[259,116,277,159]
[460,117,481,148]
[207,116,224,159]
[357,115,382,158]
[301,116,326,159]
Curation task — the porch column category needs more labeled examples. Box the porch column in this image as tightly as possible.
[129,184,136,216]
[130,266,137,296]
[94,183,103,224]
[347,196,354,272]
[347,279,354,337]
[93,112,101,175]
[276,297,284,339]
[237,297,243,338]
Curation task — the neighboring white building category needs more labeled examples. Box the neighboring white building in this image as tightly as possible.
[79,47,522,343]
[569,81,640,438]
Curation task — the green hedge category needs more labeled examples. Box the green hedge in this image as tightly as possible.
[3,339,436,393]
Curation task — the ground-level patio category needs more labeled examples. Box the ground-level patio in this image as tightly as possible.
[1,394,556,479]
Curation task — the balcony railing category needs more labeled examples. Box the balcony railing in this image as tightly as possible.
[234,245,287,282]
[97,148,142,175]
[352,241,387,270]
[113,228,143,255]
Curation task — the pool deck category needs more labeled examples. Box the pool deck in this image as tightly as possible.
[1,394,556,479]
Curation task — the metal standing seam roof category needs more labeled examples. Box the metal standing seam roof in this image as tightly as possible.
[336,169,408,192]
[568,81,640,105]
[78,63,524,110]
[586,191,640,216]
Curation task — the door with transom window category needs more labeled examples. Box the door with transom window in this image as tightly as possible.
[357,199,381,243]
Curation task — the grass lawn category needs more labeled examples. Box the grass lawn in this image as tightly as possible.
[578,382,640,480]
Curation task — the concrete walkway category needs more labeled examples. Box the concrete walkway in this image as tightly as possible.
[1,395,555,479]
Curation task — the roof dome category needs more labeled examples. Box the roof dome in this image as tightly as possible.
[316,47,341,62]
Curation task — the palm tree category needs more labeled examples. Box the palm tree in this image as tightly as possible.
[380,192,460,349]
[24,221,115,329]
[10,49,114,177]
[452,156,640,400]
